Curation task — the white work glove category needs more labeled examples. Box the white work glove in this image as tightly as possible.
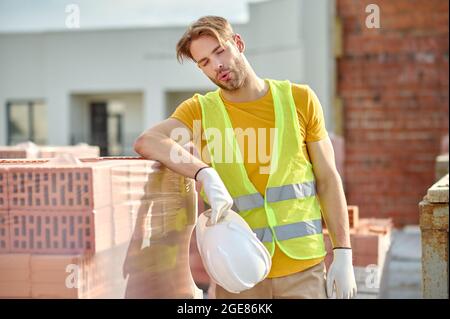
[326,248,357,299]
[195,167,233,225]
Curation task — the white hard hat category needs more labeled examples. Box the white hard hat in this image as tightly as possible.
[196,209,272,294]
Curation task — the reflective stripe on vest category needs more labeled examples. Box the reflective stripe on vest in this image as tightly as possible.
[253,219,322,243]
[231,181,317,213]
[232,192,264,212]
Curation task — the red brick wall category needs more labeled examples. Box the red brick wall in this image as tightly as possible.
[337,0,449,226]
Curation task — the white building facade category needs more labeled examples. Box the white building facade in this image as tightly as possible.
[0,0,335,156]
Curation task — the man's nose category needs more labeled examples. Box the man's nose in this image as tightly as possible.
[214,61,224,72]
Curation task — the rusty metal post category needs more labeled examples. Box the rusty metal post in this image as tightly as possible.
[419,174,449,299]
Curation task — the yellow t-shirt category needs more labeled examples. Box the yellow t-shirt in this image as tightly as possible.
[170,81,328,278]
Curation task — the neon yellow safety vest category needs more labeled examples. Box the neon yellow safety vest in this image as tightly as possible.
[196,79,326,260]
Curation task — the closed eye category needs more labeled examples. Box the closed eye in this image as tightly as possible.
[198,47,225,68]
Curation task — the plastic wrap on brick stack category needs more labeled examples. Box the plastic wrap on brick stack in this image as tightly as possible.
[0,156,201,299]
[180,142,211,291]
[189,179,210,291]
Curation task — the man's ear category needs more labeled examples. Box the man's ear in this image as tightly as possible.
[232,34,245,53]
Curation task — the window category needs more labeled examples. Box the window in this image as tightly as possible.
[6,101,48,145]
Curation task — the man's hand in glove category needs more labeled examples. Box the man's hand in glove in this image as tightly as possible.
[326,248,357,299]
[195,167,233,225]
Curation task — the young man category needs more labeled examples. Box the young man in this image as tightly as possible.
[134,16,357,299]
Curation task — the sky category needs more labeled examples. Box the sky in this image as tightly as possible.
[0,0,268,33]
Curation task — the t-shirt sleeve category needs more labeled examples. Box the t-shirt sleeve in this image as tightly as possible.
[169,95,202,132]
[304,85,328,142]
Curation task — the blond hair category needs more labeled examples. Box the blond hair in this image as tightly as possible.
[176,16,235,63]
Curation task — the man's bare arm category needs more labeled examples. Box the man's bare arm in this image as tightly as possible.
[133,118,207,179]
[307,137,351,248]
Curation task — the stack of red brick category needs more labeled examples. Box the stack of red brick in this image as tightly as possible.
[189,184,210,290]
[0,157,199,298]
[323,206,393,269]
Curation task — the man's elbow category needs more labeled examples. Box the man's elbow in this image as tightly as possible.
[133,133,153,157]
[315,170,342,193]
[133,139,141,155]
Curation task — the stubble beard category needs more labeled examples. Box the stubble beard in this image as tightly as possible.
[209,56,247,92]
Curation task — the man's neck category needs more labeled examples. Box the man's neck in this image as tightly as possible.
[220,71,269,103]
